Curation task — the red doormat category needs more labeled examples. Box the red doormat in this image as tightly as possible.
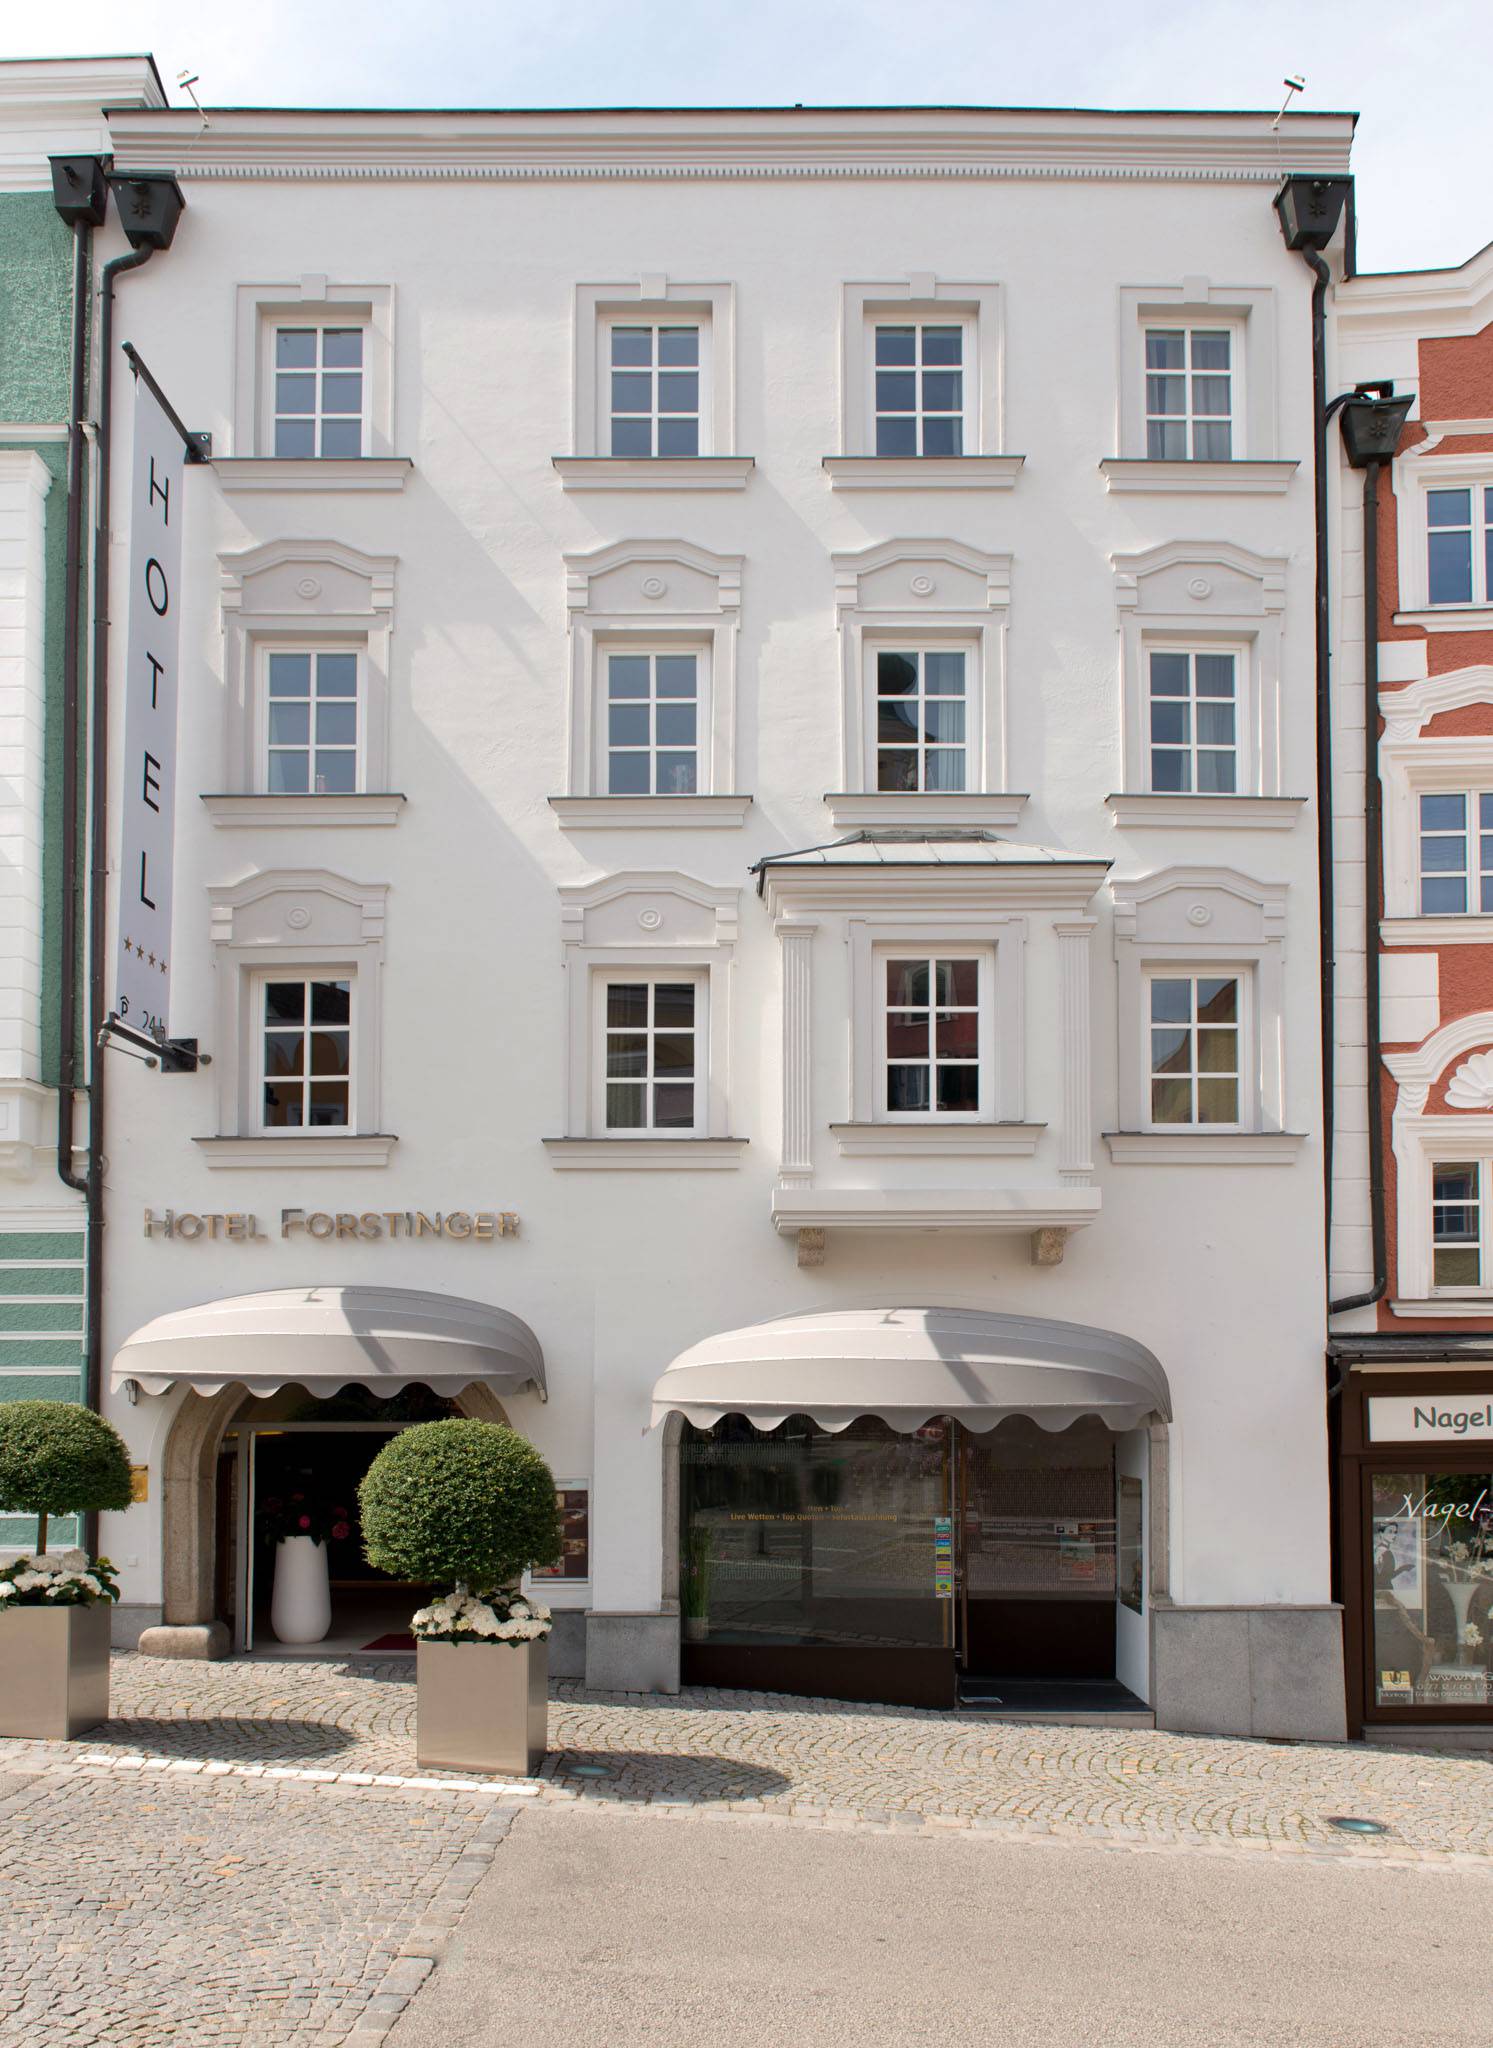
[360,1633,415,1651]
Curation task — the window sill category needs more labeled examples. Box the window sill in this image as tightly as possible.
[1104,1131,1306,1164]
[1393,607,1493,633]
[213,457,413,494]
[831,1122,1044,1157]
[1106,794,1308,830]
[822,455,1025,492]
[1381,915,1493,947]
[202,793,407,828]
[1099,458,1299,496]
[770,1186,1101,1233]
[823,792,1029,830]
[1390,1298,1493,1319]
[552,457,754,492]
[194,1134,397,1168]
[548,795,752,830]
[542,1138,747,1170]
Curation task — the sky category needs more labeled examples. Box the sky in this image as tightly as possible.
[8,0,1490,274]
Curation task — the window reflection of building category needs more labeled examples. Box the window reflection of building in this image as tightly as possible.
[1370,1472,1493,1708]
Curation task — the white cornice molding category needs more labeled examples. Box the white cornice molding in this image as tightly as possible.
[0,59,163,108]
[1337,240,1493,340]
[1380,666,1493,742]
[104,107,1355,184]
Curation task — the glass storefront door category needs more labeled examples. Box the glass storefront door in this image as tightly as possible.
[1367,1468,1493,1711]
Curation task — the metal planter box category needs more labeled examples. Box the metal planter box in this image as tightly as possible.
[0,1604,111,1739]
[416,1637,548,1776]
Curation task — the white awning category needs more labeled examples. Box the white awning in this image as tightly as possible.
[111,1286,546,1401]
[650,1305,1169,1434]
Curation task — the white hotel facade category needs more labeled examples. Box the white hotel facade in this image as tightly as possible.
[90,104,1354,1736]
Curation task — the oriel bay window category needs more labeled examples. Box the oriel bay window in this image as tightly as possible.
[874,649,968,792]
[609,322,702,457]
[261,979,352,1129]
[872,322,967,456]
[599,974,704,1135]
[273,324,366,458]
[880,953,988,1118]
[1148,975,1241,1127]
[606,651,701,795]
[1427,486,1493,607]
[1148,649,1238,794]
[1144,326,1233,460]
[1419,793,1493,914]
[265,650,359,794]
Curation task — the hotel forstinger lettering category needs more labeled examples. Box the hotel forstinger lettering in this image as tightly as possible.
[143,1206,519,1243]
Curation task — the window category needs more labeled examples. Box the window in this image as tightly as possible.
[608,323,701,457]
[1148,976,1241,1127]
[1148,650,1238,793]
[1427,487,1493,607]
[874,649,967,792]
[264,651,359,794]
[272,325,366,458]
[882,955,983,1117]
[872,323,966,457]
[1432,1162,1483,1289]
[605,651,700,795]
[1370,1470,1493,1708]
[601,975,703,1134]
[1145,327,1233,460]
[1418,792,1493,914]
[261,978,351,1129]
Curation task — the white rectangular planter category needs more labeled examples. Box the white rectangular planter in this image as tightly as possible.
[0,1605,111,1739]
[416,1637,548,1776]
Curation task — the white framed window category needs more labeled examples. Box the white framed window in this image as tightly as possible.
[869,319,971,457]
[603,648,703,795]
[1147,648,1240,794]
[259,976,352,1130]
[870,644,973,793]
[1431,1160,1485,1291]
[1418,791,1493,915]
[595,970,706,1136]
[1144,325,1236,460]
[1146,974,1243,1129]
[605,320,705,458]
[261,648,361,795]
[1427,486,1493,607]
[877,951,991,1121]
[270,322,368,458]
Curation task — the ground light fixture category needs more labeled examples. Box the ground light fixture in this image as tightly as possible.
[1327,1816,1389,1835]
[565,1761,613,1777]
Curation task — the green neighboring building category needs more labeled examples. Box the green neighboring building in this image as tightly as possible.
[0,58,163,1549]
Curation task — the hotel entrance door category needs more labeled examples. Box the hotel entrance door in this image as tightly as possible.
[954,1419,1118,1682]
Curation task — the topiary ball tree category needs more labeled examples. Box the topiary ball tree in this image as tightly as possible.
[0,1401,134,1556]
[359,1419,561,1592]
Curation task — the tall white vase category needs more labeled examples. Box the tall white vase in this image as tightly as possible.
[270,1535,331,1645]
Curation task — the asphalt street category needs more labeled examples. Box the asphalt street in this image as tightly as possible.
[389,1802,1493,2048]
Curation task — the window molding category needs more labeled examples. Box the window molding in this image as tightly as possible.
[1111,866,1289,1136]
[1104,1130,1305,1164]
[1381,671,1493,919]
[212,457,411,495]
[202,792,407,829]
[823,454,1023,493]
[832,540,1010,797]
[1116,279,1278,461]
[219,539,396,797]
[1106,793,1305,831]
[204,869,389,1149]
[553,872,740,1146]
[553,456,753,493]
[560,541,742,804]
[571,280,735,460]
[1112,541,1286,798]
[232,279,394,458]
[1386,1018,1493,1305]
[839,278,1005,459]
[1392,444,1493,614]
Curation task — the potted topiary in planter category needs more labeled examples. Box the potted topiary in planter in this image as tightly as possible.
[257,1488,352,1645]
[0,1400,134,1738]
[681,1525,713,1643]
[359,1419,560,1775]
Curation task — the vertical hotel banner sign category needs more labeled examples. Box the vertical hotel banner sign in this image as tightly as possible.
[115,351,194,1047]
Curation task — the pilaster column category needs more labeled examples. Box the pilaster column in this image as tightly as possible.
[776,919,816,1185]
[1054,918,1097,1184]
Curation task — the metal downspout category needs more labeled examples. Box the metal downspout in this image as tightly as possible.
[56,217,92,1199]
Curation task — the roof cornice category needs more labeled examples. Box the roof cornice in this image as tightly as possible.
[1337,240,1493,340]
[0,56,164,111]
[103,106,1355,184]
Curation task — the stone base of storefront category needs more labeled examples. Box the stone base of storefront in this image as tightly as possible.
[1152,1601,1346,1742]
[136,1621,231,1660]
[1362,1722,1493,1750]
[547,1609,586,1680]
[112,1603,163,1650]
[584,1610,680,1695]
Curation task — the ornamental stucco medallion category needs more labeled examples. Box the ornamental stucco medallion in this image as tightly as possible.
[1446,1049,1493,1109]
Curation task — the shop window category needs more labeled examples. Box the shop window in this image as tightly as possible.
[530,1486,589,1582]
[1370,1471,1493,1709]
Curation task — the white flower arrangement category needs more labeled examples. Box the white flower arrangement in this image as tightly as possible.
[0,1549,119,1607]
[410,1582,552,1646]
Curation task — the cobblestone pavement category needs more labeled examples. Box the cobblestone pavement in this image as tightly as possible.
[0,1756,518,2048]
[1,1653,1492,1867]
